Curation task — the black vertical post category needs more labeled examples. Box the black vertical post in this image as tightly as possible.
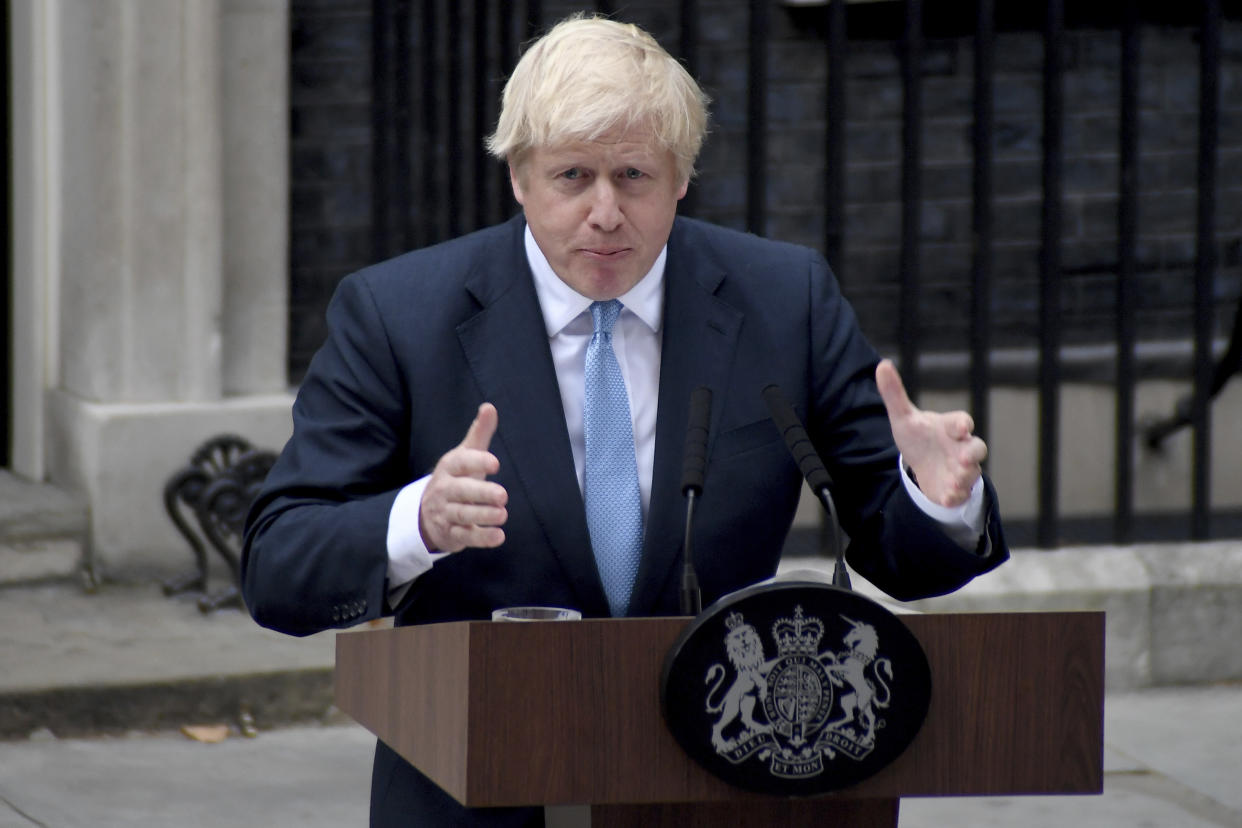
[371,0,393,261]
[446,0,463,239]
[1115,1,1140,544]
[679,0,700,217]
[970,0,994,442]
[679,0,699,95]
[473,0,490,230]
[1038,0,1065,548]
[824,0,847,274]
[900,0,923,399]
[821,0,848,563]
[418,0,439,247]
[371,0,413,258]
[496,0,517,220]
[526,0,543,39]
[394,0,412,250]
[1192,0,1221,540]
[746,0,768,236]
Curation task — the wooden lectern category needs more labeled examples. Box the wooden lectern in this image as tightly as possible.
[336,612,1104,827]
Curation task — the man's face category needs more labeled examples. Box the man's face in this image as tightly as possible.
[510,128,688,301]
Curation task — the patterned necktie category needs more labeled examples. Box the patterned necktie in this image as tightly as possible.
[583,300,644,617]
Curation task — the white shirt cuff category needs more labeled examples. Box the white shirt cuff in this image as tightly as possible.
[386,476,451,596]
[897,455,986,552]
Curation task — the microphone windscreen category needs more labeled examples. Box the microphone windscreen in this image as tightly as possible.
[762,384,833,492]
[680,386,713,495]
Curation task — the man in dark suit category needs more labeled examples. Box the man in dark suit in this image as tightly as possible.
[242,14,1007,827]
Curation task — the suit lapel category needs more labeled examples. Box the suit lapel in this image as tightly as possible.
[455,220,610,615]
[628,221,743,616]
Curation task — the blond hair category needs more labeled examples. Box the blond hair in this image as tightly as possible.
[486,14,710,182]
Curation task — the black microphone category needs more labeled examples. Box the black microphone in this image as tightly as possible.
[762,384,851,590]
[679,386,712,615]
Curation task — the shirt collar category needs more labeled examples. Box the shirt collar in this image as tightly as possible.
[524,224,666,337]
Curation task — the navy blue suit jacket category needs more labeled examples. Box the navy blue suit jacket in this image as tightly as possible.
[242,214,1007,825]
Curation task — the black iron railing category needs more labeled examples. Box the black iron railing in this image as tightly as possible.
[290,0,1242,546]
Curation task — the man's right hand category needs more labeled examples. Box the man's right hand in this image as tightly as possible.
[418,403,509,553]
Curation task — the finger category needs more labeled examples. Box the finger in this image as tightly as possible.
[962,435,988,466]
[461,403,499,452]
[446,523,506,550]
[945,412,976,441]
[875,359,915,420]
[447,502,508,528]
[439,448,502,481]
[432,473,508,507]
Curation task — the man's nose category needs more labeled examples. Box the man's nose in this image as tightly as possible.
[587,182,623,232]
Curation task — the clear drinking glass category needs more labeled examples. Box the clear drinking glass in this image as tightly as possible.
[490,606,582,622]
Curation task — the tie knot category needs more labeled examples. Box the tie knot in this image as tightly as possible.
[590,300,623,335]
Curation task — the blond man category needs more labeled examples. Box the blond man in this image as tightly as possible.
[244,15,1006,827]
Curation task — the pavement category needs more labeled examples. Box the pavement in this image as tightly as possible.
[4,454,1242,828]
[1,575,1240,827]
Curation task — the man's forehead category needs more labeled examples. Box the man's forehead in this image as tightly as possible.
[538,132,664,159]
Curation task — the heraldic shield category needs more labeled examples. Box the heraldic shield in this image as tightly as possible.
[660,580,932,796]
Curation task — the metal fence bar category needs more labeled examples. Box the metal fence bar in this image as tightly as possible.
[1192,0,1221,540]
[472,0,490,229]
[970,0,994,444]
[821,0,848,560]
[418,0,439,247]
[392,0,412,251]
[1038,0,1065,548]
[899,0,923,399]
[369,0,414,257]
[446,0,463,239]
[746,0,768,235]
[497,1,517,220]
[824,0,846,274]
[680,0,700,217]
[371,0,394,260]
[1115,1,1141,544]
[526,0,542,39]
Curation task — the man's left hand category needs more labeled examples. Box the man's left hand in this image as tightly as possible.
[876,359,987,508]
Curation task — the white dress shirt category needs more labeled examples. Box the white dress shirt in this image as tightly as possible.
[384,226,984,592]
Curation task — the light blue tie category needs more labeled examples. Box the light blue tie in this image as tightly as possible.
[583,300,644,617]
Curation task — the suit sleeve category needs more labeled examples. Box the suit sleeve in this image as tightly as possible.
[241,274,411,636]
[802,254,1008,600]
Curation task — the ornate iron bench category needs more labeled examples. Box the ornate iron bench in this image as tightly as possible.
[162,435,276,613]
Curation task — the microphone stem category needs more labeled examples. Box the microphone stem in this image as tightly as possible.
[680,490,702,615]
[816,486,852,590]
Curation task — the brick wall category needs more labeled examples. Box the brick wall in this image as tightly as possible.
[288,1,1242,383]
[289,0,373,382]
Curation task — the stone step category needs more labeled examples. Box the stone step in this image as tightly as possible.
[0,471,90,587]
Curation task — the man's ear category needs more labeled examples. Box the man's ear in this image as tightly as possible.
[676,177,689,201]
[509,163,526,206]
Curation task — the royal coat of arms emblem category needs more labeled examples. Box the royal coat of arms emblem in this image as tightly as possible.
[662,581,930,796]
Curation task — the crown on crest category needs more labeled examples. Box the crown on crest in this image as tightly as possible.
[772,605,824,655]
[724,611,746,631]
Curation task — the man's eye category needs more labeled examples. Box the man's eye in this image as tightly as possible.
[624,168,644,180]
[562,168,582,180]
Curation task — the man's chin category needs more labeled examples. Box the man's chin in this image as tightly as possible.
[571,271,642,302]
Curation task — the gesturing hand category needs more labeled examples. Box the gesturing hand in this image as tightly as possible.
[418,403,509,553]
[876,359,987,508]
